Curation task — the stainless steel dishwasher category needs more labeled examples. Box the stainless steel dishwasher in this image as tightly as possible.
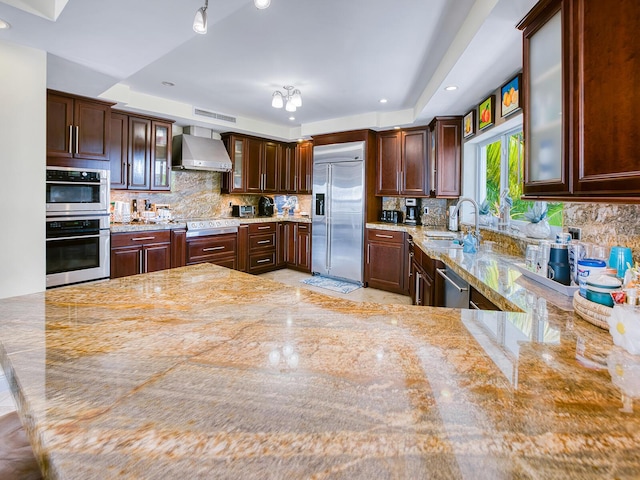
[436,267,470,308]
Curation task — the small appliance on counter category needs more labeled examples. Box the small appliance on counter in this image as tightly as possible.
[404,198,421,225]
[258,196,274,217]
[231,205,255,217]
[380,210,403,224]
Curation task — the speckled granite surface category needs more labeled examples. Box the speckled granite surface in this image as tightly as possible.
[110,216,311,233]
[1,263,639,479]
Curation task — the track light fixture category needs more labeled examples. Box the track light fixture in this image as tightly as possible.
[271,86,302,112]
[193,0,208,34]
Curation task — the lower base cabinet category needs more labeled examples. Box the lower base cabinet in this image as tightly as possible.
[111,231,171,278]
[283,222,311,272]
[365,229,406,294]
[408,236,444,306]
[248,222,278,274]
[469,286,501,311]
[111,222,311,279]
[186,233,237,269]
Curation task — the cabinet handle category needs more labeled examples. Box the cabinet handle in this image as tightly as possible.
[257,226,270,230]
[367,243,370,264]
[257,240,271,245]
[397,171,400,191]
[257,258,270,264]
[469,300,481,310]
[75,126,79,154]
[132,236,155,241]
[139,250,143,274]
[203,246,224,252]
[375,234,394,239]
[436,268,468,292]
[68,125,73,154]
[144,249,148,272]
[415,272,422,305]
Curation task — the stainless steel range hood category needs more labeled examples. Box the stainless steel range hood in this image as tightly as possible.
[172,126,232,172]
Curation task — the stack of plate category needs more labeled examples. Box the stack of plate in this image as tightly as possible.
[585,275,622,307]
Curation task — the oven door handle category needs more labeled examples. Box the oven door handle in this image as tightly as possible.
[46,233,102,242]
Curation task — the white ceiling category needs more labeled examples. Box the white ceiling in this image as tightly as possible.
[0,0,538,140]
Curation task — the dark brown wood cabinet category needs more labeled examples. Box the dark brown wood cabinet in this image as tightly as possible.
[428,116,461,198]
[364,228,406,294]
[186,233,237,270]
[110,111,173,191]
[407,236,444,306]
[376,128,428,196]
[47,90,113,165]
[296,140,313,194]
[222,134,279,194]
[171,229,187,268]
[247,222,278,273]
[469,286,501,311]
[282,222,311,272]
[519,0,640,200]
[237,225,249,272]
[110,231,171,278]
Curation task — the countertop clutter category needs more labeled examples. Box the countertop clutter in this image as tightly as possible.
[1,263,640,479]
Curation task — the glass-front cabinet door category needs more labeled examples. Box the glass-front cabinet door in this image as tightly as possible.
[520,0,570,197]
[151,121,172,191]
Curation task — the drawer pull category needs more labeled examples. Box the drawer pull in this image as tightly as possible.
[257,226,270,230]
[256,258,271,264]
[469,300,481,310]
[257,240,271,245]
[132,236,156,241]
[375,234,394,239]
[203,246,224,252]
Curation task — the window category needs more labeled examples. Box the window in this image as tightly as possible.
[478,127,562,227]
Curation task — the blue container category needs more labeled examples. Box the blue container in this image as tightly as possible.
[608,246,633,279]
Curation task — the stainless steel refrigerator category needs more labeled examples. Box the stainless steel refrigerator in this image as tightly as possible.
[312,141,365,284]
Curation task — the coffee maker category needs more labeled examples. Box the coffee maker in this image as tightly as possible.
[258,196,274,217]
[404,198,421,225]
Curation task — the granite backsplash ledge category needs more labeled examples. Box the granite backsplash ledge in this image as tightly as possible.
[110,170,311,219]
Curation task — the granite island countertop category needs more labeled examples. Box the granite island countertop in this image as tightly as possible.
[1,263,640,479]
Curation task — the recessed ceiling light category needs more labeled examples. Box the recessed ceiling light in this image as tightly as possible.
[379,98,388,104]
[289,116,295,121]
[393,126,401,130]
[0,19,11,29]
[161,81,175,87]
[444,85,458,91]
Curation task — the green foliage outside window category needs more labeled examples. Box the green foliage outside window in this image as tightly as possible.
[484,132,563,227]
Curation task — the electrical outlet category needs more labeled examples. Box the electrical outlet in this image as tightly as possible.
[568,227,581,240]
[423,206,429,215]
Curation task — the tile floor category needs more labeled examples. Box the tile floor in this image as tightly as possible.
[259,269,413,305]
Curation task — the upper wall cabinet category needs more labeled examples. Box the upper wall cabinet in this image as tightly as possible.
[47,90,114,165]
[109,111,173,191]
[519,0,640,200]
[429,116,461,198]
[376,127,428,196]
[222,134,312,195]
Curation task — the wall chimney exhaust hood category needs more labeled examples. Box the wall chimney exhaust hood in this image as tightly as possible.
[172,126,232,172]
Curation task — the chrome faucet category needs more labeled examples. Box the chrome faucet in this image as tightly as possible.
[452,197,481,241]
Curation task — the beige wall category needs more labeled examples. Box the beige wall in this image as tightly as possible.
[0,41,47,299]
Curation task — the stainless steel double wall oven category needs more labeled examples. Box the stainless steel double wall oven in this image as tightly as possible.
[45,166,110,287]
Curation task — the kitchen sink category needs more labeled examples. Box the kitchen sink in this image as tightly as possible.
[423,239,463,249]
